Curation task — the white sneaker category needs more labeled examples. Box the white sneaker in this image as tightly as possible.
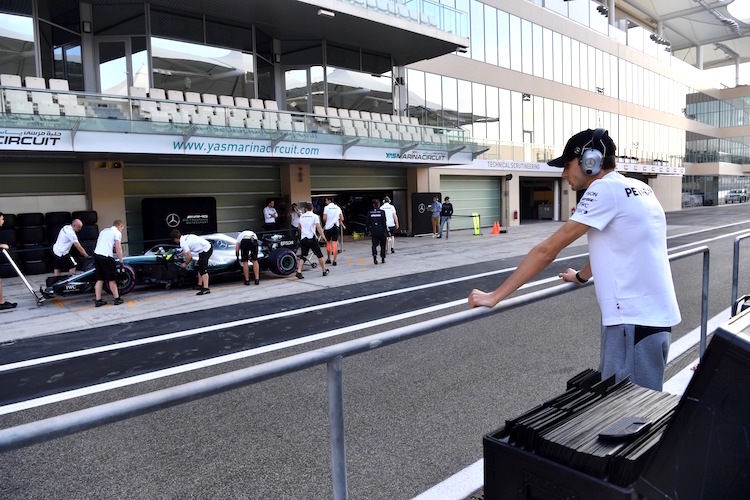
[432,234,436,238]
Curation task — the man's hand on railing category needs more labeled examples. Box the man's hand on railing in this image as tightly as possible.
[468,289,498,308]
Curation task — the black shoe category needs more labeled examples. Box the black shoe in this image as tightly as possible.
[197,288,210,295]
[332,261,337,266]
[254,279,260,285]
[325,258,331,264]
[381,257,385,263]
[373,255,378,265]
[193,285,203,291]
[323,269,330,276]
[95,299,107,307]
[244,280,250,286]
[0,301,17,310]
[437,235,442,238]
[113,297,124,305]
[391,248,395,254]
[296,272,304,279]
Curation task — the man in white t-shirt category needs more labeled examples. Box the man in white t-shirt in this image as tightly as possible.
[296,202,328,279]
[235,229,259,286]
[263,200,278,232]
[468,129,680,391]
[171,229,213,295]
[93,220,125,307]
[380,196,399,253]
[322,197,345,266]
[52,218,89,276]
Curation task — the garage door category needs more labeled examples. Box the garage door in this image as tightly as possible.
[440,176,501,231]
[124,163,280,252]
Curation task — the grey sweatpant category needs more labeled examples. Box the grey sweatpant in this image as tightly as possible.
[599,324,671,391]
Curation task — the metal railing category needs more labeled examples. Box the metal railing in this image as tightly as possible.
[0,246,710,499]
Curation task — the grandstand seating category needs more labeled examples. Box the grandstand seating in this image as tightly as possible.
[0,74,453,145]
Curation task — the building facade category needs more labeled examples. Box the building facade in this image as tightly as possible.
[0,0,743,259]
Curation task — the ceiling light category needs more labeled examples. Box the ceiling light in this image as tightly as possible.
[317,9,335,18]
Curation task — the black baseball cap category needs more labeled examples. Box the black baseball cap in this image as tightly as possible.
[548,129,616,168]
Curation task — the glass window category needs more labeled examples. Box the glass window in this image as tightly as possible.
[553,32,563,84]
[484,4,498,66]
[470,0,484,62]
[326,67,392,114]
[571,40,580,89]
[407,69,426,124]
[561,35,571,86]
[499,88,511,142]
[472,82,486,138]
[510,91,523,143]
[563,102,572,141]
[150,37,256,98]
[554,100,563,147]
[521,19,532,75]
[590,0,609,35]
[568,0,589,28]
[544,98,554,148]
[0,13,35,83]
[486,85,499,141]
[609,54,618,99]
[38,19,82,88]
[286,69,308,113]
[588,46,596,92]
[545,0,568,17]
[533,95,544,145]
[509,15,521,72]
[442,76,458,128]
[542,28,553,81]
[425,72,442,127]
[572,104,581,135]
[532,24,543,77]
[498,10,510,69]
[579,42,588,91]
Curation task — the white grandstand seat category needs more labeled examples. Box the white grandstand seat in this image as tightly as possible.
[349,110,361,119]
[337,109,350,118]
[202,93,219,105]
[218,95,234,107]
[30,89,54,104]
[370,112,382,121]
[231,107,248,119]
[277,118,293,132]
[234,96,250,108]
[25,76,46,89]
[0,74,22,86]
[292,121,305,132]
[250,98,264,109]
[190,113,210,125]
[184,91,201,103]
[227,115,245,128]
[63,101,87,117]
[48,79,69,91]
[167,90,184,101]
[245,115,262,129]
[409,116,419,125]
[210,107,227,126]
[313,106,329,124]
[138,100,170,122]
[195,104,215,118]
[380,114,391,123]
[148,88,166,100]
[264,100,278,110]
[261,117,277,130]
[277,112,293,127]
[36,101,61,115]
[329,109,342,131]
[5,88,33,114]
[129,86,147,98]
[359,111,371,120]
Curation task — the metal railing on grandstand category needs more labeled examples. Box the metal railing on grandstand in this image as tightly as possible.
[0,246,710,499]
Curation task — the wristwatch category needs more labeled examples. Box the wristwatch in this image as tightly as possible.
[575,271,588,284]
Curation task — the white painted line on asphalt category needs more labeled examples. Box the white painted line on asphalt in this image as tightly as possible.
[412,459,484,500]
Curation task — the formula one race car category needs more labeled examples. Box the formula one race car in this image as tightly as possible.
[41,233,299,299]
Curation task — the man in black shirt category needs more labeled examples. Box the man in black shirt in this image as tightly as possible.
[366,199,388,265]
[439,196,454,239]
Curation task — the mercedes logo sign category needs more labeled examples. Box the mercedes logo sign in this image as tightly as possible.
[166,213,180,228]
[418,203,426,214]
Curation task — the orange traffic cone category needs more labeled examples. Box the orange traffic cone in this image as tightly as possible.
[492,221,500,234]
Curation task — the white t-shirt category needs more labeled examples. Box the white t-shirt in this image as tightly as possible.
[263,206,278,223]
[290,210,300,229]
[52,224,79,256]
[571,171,681,327]
[236,230,257,241]
[179,234,211,254]
[381,202,396,228]
[323,202,342,230]
[299,211,319,239]
[94,226,122,258]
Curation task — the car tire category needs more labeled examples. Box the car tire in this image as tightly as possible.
[78,224,99,241]
[0,228,17,246]
[45,211,72,227]
[2,214,16,228]
[268,248,298,276]
[18,226,46,244]
[72,210,98,225]
[16,212,45,227]
[104,263,136,296]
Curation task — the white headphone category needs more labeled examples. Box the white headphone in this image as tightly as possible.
[580,128,607,176]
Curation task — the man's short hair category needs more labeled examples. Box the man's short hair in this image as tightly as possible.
[383,196,391,203]
[372,199,380,208]
[170,229,181,240]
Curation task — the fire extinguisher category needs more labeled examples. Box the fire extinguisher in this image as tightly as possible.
[513,210,518,220]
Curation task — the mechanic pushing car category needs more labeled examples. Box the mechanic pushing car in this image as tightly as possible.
[171,229,213,295]
[236,229,260,286]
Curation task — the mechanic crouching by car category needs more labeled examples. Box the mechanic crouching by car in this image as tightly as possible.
[236,229,260,286]
[171,229,213,295]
